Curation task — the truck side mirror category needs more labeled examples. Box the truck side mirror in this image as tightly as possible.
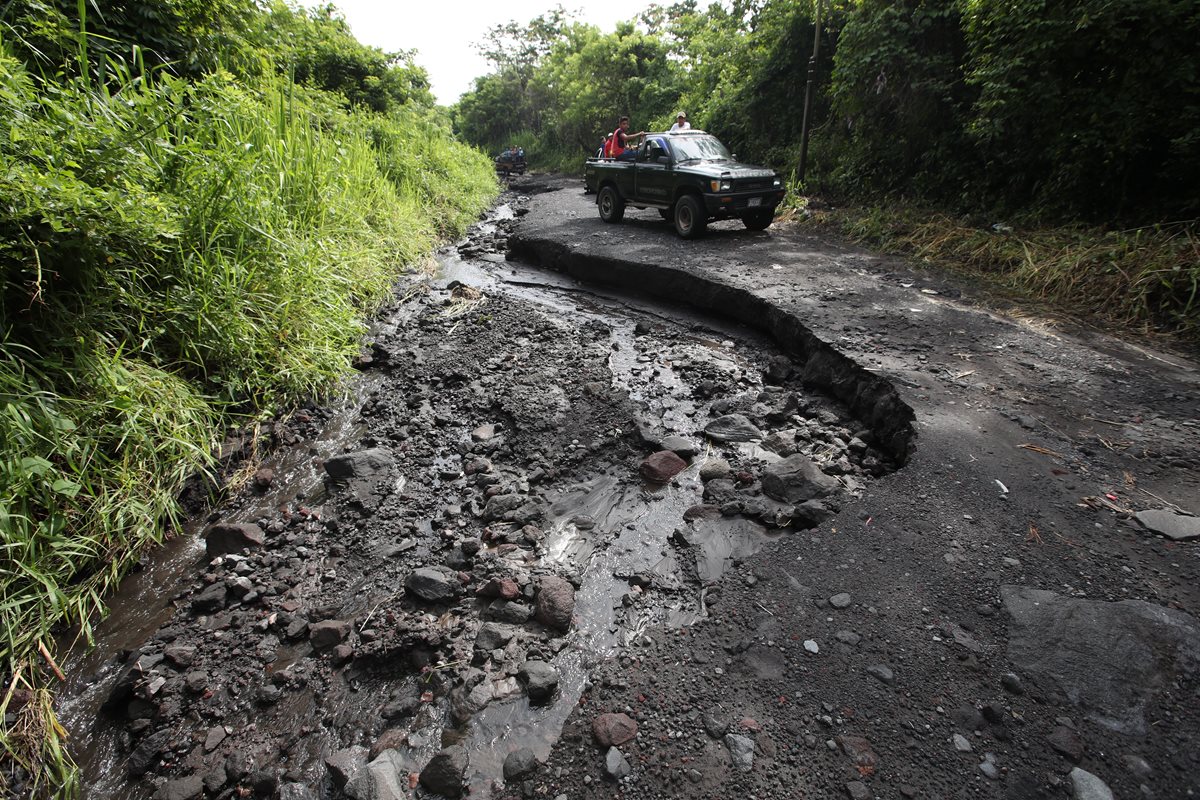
[657,155,671,165]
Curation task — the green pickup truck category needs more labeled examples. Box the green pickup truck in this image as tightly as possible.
[583,130,786,238]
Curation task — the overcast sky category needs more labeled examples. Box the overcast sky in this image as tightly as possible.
[306,1,617,104]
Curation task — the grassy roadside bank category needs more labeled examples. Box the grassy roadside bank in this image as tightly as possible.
[0,45,497,794]
[791,201,1200,347]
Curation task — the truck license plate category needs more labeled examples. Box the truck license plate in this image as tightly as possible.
[748,197,762,207]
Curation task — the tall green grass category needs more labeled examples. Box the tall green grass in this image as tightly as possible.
[0,33,496,795]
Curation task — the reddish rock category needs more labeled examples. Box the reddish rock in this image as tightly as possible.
[836,734,878,769]
[592,712,639,747]
[639,450,688,484]
[477,578,520,600]
[534,576,575,633]
[309,620,351,650]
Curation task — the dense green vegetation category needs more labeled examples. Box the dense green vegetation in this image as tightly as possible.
[455,0,1198,337]
[457,0,1199,224]
[0,1,496,793]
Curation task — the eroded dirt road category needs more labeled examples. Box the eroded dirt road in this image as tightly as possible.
[59,176,1199,800]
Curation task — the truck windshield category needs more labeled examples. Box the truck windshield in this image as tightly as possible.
[671,135,732,163]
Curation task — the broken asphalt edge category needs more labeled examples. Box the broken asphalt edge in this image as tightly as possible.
[506,234,917,465]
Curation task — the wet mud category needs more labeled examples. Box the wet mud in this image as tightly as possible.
[58,184,909,799]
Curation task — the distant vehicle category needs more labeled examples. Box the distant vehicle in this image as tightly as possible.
[495,148,526,177]
[584,131,785,238]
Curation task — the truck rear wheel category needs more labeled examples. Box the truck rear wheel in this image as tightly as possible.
[674,195,706,239]
[598,186,625,223]
[742,210,774,231]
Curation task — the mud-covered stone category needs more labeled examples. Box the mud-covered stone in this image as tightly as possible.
[419,745,468,798]
[683,504,722,522]
[699,459,732,481]
[503,747,539,781]
[518,660,559,703]
[127,728,171,777]
[324,448,395,480]
[405,567,458,603]
[704,414,762,442]
[761,455,839,503]
[1048,725,1084,762]
[204,523,265,558]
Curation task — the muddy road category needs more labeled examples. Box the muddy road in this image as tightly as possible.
[58,176,1199,800]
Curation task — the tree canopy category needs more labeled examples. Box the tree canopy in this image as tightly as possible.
[453,0,1200,223]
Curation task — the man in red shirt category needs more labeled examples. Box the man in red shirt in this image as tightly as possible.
[608,116,646,161]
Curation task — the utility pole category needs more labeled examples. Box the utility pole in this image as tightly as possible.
[797,0,824,185]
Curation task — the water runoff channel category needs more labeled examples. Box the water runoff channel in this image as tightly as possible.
[57,197,897,798]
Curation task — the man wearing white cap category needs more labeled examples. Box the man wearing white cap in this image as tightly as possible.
[670,112,691,132]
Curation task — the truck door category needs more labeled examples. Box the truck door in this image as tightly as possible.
[635,137,672,204]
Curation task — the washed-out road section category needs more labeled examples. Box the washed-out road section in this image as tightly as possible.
[508,177,1200,799]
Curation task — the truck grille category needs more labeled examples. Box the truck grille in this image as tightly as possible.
[737,178,774,191]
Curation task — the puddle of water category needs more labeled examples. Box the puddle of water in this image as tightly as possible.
[458,467,705,792]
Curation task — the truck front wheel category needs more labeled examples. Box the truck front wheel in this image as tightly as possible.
[742,210,774,231]
[598,186,625,223]
[674,195,707,239]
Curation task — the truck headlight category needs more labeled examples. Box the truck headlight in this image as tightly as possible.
[773,178,782,187]
[710,180,732,192]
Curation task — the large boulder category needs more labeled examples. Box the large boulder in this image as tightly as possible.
[760,455,839,504]
[1002,586,1200,735]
